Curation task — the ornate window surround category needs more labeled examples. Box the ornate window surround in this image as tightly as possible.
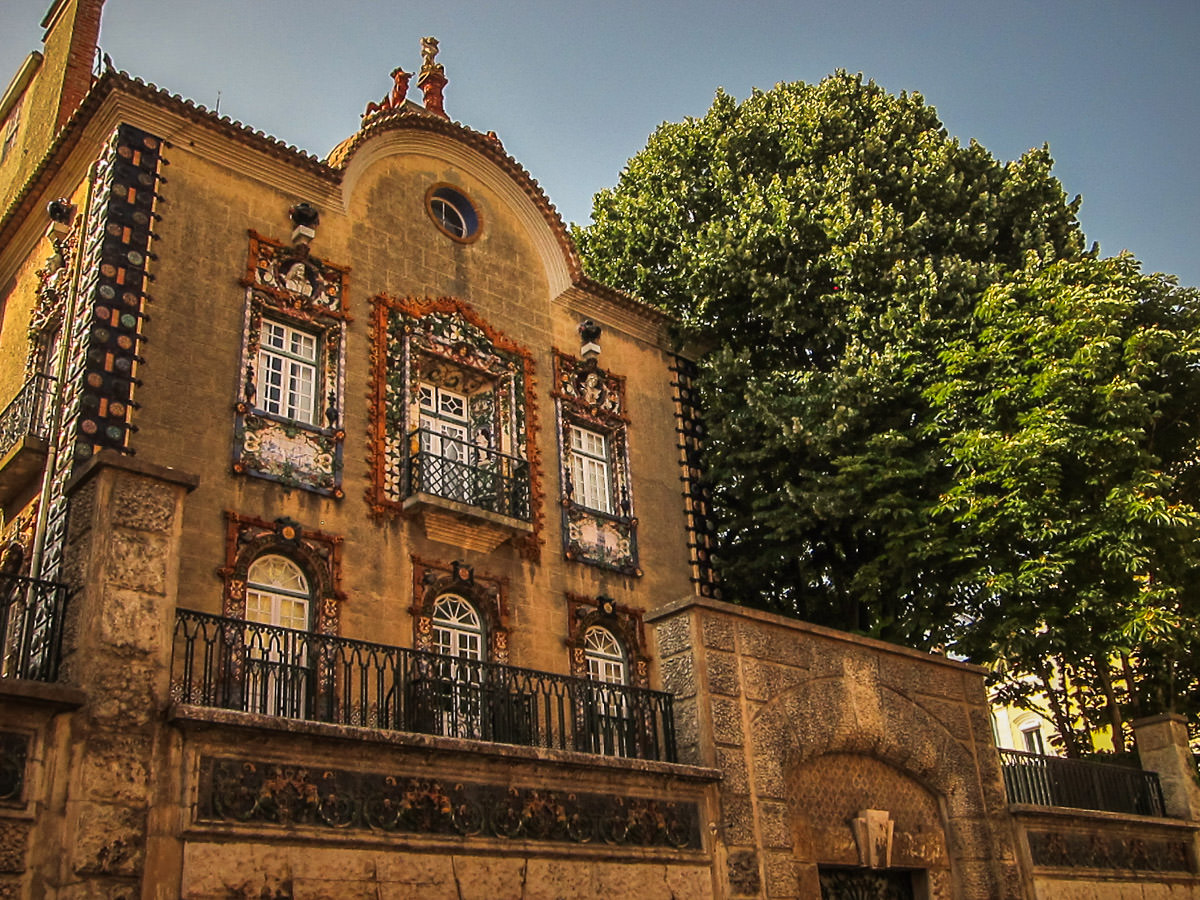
[553,351,638,575]
[565,592,649,688]
[411,556,510,664]
[233,230,350,497]
[368,295,543,560]
[218,511,345,637]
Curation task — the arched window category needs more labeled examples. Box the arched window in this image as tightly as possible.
[245,555,311,631]
[584,625,626,685]
[431,594,483,660]
[243,554,311,719]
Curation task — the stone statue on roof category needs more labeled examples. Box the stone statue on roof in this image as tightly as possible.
[421,37,441,73]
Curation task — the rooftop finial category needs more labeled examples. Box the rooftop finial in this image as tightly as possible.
[417,36,449,119]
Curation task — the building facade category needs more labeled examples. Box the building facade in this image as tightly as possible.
[0,2,1197,898]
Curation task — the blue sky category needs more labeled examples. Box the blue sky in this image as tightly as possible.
[4,0,1198,286]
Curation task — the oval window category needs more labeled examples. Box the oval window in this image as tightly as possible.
[427,184,480,242]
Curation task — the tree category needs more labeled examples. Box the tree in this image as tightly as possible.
[930,254,1200,740]
[577,72,1200,744]
[576,72,1084,647]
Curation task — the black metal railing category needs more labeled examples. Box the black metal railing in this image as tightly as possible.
[405,428,531,521]
[1000,748,1166,816]
[0,374,55,461]
[171,609,677,762]
[0,574,70,682]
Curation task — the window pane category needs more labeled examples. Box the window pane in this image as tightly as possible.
[257,318,319,424]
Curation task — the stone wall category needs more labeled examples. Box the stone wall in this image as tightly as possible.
[1010,806,1200,899]
[649,597,1024,899]
[166,709,719,900]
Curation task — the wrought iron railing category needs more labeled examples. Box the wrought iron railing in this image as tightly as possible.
[171,609,677,762]
[0,374,55,461]
[405,428,531,521]
[999,748,1166,816]
[0,574,70,682]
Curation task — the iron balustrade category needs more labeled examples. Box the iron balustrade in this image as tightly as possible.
[0,574,70,682]
[405,428,531,521]
[171,609,677,762]
[999,748,1166,817]
[0,374,55,461]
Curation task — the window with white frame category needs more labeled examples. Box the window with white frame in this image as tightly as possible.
[584,625,626,685]
[1020,722,1046,755]
[243,554,312,717]
[257,318,319,425]
[431,594,484,660]
[569,425,612,514]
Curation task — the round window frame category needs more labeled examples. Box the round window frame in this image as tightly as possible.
[425,183,482,243]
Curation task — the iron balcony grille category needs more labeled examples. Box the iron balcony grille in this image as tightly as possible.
[0,574,70,683]
[0,374,55,461]
[405,428,531,521]
[171,609,678,763]
[999,748,1166,817]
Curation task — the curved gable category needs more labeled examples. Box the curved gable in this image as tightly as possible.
[333,113,580,299]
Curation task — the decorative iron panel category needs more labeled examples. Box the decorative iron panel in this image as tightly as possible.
[172,609,677,763]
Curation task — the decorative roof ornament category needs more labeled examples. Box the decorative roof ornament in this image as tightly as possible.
[362,66,413,120]
[417,36,449,119]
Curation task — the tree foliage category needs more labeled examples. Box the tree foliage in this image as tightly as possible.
[576,72,1200,739]
[932,254,1200,736]
[577,72,1083,645]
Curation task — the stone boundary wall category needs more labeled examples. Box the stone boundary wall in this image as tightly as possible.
[649,597,1024,899]
[1010,805,1200,900]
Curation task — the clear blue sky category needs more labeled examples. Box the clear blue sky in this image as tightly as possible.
[4,0,1198,286]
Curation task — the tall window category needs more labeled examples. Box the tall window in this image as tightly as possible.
[258,318,318,424]
[425,594,485,739]
[569,425,612,514]
[243,555,311,718]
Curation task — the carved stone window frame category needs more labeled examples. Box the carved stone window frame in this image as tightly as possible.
[411,556,509,664]
[368,295,543,560]
[565,592,649,688]
[218,511,345,636]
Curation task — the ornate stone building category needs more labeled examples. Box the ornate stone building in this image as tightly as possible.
[0,2,1196,898]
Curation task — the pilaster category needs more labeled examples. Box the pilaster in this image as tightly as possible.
[48,451,195,897]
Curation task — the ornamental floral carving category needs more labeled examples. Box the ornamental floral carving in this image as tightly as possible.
[197,755,701,848]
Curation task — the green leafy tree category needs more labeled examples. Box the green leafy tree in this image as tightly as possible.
[576,73,1084,647]
[931,254,1200,740]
